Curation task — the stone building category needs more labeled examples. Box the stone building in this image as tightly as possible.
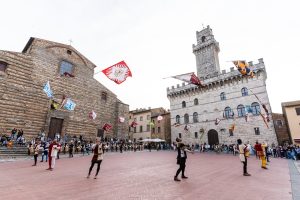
[282,100,300,144]
[129,107,170,142]
[167,26,278,146]
[272,113,290,145]
[0,37,129,140]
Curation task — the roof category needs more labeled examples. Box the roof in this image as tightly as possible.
[281,100,300,107]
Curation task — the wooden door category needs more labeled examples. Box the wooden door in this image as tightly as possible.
[48,118,64,139]
[207,129,219,146]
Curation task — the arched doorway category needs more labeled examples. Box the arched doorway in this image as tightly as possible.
[207,129,219,145]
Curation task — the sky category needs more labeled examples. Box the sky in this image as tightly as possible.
[1,0,299,113]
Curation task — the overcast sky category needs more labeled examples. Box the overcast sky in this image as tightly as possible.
[1,0,299,113]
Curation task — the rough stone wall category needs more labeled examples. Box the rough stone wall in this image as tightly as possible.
[151,112,171,143]
[272,113,290,145]
[0,38,128,140]
[167,64,278,146]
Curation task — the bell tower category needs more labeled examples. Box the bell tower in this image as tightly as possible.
[193,25,220,79]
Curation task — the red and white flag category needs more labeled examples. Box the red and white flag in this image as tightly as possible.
[102,61,132,84]
[102,123,112,131]
[119,117,125,123]
[171,72,202,86]
[88,110,97,120]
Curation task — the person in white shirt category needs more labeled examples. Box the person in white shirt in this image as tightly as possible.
[237,139,251,176]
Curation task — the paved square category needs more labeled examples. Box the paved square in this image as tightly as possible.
[0,151,293,200]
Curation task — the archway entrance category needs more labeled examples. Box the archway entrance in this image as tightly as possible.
[207,129,219,145]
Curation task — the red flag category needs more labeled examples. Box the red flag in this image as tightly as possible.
[171,72,202,86]
[102,61,132,84]
[102,123,112,131]
[130,121,138,128]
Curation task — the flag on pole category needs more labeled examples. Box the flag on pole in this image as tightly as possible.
[232,60,254,78]
[131,121,138,128]
[102,123,112,131]
[102,61,132,84]
[89,111,97,120]
[157,116,163,121]
[215,118,221,125]
[171,72,202,86]
[43,81,53,98]
[64,99,76,111]
[50,100,60,110]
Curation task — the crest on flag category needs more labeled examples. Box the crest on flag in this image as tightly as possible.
[89,111,97,120]
[232,60,255,78]
[119,117,125,123]
[171,72,202,86]
[43,81,53,98]
[64,99,76,111]
[50,100,60,110]
[102,61,132,84]
[157,116,163,121]
[102,123,112,131]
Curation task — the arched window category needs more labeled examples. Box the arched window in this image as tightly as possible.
[220,92,226,101]
[59,60,74,76]
[241,87,248,96]
[193,112,198,123]
[184,113,189,124]
[224,107,232,118]
[0,61,8,72]
[194,98,199,105]
[176,115,180,124]
[201,36,206,43]
[237,105,246,117]
[182,101,186,108]
[251,102,261,115]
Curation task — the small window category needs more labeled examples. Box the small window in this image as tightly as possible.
[176,115,180,124]
[193,112,198,123]
[296,108,300,115]
[229,129,233,136]
[67,50,72,55]
[241,87,248,96]
[152,128,155,134]
[179,133,182,138]
[129,116,132,119]
[237,105,246,117]
[140,116,143,121]
[201,36,206,43]
[140,126,143,132]
[194,98,199,105]
[220,92,226,101]
[254,127,260,135]
[59,61,73,76]
[224,107,233,118]
[251,102,261,115]
[128,127,131,132]
[276,120,283,127]
[182,101,186,108]
[147,115,150,120]
[0,61,8,72]
[184,113,189,124]
[101,92,107,101]
[134,127,136,133]
[194,132,198,138]
[158,127,161,133]
[147,125,150,131]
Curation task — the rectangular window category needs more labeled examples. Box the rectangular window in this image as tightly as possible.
[140,126,143,132]
[59,61,73,75]
[194,132,198,138]
[129,116,132,119]
[296,107,300,115]
[134,127,136,133]
[0,61,8,72]
[152,128,155,134]
[229,129,233,136]
[254,127,260,135]
[147,115,150,120]
[179,133,182,138]
[147,125,150,131]
[101,92,107,101]
[276,120,283,127]
[158,127,161,133]
[128,127,131,132]
[140,116,143,121]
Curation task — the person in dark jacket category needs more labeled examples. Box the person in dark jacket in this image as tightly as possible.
[174,142,193,181]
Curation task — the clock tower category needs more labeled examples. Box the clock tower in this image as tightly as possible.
[192,25,220,79]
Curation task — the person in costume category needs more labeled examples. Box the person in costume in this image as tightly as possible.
[174,142,193,181]
[237,139,251,176]
[47,139,60,171]
[254,141,267,169]
[32,140,41,166]
[87,137,104,179]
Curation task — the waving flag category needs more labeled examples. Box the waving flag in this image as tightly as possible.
[50,100,60,110]
[43,81,53,98]
[64,99,76,111]
[119,117,125,123]
[102,123,112,131]
[170,72,202,86]
[131,121,138,128]
[89,111,97,120]
[232,60,254,78]
[157,116,163,121]
[102,61,132,84]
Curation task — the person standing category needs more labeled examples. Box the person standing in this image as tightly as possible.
[87,137,104,179]
[174,143,193,181]
[254,141,267,169]
[237,139,251,176]
[32,140,41,166]
[47,139,60,171]
[41,141,49,162]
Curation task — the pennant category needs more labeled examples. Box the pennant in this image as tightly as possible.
[232,60,254,78]
[50,100,60,110]
[102,123,112,131]
[43,81,53,98]
[102,61,132,84]
[131,121,138,128]
[171,72,202,86]
[215,118,221,125]
[157,116,163,121]
[89,111,97,120]
[118,117,125,123]
[64,99,76,111]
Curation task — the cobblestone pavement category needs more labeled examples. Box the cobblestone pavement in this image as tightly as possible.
[0,151,293,200]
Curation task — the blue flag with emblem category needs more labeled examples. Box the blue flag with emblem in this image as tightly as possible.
[43,81,53,98]
[64,98,76,111]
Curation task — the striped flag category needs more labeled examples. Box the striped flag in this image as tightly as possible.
[43,81,53,98]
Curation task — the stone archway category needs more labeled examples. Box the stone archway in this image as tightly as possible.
[207,129,219,145]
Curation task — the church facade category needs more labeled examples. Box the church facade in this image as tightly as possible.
[167,26,278,146]
[0,37,129,140]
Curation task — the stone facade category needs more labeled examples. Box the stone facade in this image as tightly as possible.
[151,110,171,143]
[0,37,129,140]
[272,113,290,145]
[167,26,278,146]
